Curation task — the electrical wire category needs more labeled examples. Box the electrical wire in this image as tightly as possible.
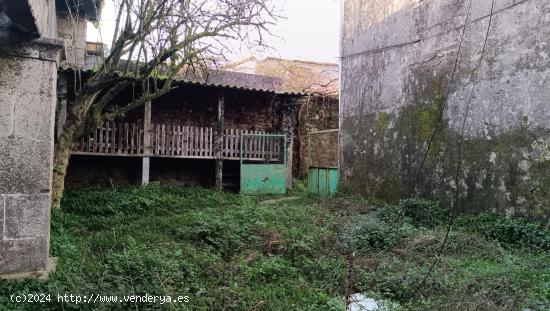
[410,0,496,299]
[393,0,474,227]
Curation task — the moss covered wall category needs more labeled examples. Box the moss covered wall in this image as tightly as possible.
[340,0,550,223]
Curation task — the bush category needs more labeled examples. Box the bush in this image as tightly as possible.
[343,216,411,252]
[399,199,449,228]
[457,213,550,251]
[246,256,297,282]
[375,202,402,223]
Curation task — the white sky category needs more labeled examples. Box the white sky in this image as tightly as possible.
[87,0,341,64]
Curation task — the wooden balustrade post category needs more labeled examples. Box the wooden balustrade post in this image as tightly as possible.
[142,100,152,186]
[215,92,225,190]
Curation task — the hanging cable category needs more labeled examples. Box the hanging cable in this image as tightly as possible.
[392,0,474,228]
[410,0,496,299]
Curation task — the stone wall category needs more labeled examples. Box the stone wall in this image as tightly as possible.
[297,96,339,176]
[57,15,86,68]
[148,86,284,132]
[340,0,550,222]
[309,130,339,169]
[0,38,61,276]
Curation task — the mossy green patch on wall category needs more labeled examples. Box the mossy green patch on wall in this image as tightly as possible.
[375,111,389,134]
[340,59,550,223]
[340,0,550,223]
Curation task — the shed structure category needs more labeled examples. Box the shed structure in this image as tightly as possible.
[60,70,304,191]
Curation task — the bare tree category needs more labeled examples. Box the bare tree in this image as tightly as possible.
[53,0,277,207]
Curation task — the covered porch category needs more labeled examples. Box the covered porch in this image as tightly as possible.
[62,72,302,191]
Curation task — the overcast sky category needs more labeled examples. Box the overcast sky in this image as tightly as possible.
[87,0,341,64]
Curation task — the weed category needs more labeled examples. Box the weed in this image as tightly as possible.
[0,186,547,311]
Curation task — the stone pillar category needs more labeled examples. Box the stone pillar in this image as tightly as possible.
[0,38,62,278]
[142,101,152,185]
[142,158,150,186]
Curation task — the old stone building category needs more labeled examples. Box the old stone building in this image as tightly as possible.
[0,0,100,278]
[340,0,550,221]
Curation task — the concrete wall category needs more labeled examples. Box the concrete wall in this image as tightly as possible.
[1,0,56,39]
[29,0,57,38]
[340,0,550,221]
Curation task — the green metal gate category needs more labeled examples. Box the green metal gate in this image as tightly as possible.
[240,133,286,195]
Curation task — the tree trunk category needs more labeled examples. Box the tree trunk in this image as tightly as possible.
[51,97,89,208]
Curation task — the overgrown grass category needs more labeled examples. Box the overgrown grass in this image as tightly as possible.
[340,198,550,310]
[0,185,345,310]
[0,186,548,310]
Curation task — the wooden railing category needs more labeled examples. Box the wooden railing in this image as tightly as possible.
[74,121,145,155]
[73,121,283,161]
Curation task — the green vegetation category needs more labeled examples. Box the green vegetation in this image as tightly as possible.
[1,185,548,310]
[347,199,549,310]
[0,185,345,311]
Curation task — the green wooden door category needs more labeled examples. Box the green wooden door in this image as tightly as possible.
[308,167,338,196]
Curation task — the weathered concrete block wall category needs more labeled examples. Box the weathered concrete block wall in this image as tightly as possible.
[0,39,60,276]
[340,0,550,221]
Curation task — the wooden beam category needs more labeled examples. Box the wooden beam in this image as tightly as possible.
[142,101,152,185]
[215,92,225,190]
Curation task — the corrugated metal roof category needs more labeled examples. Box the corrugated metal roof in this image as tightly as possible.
[175,70,306,95]
[59,66,307,96]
